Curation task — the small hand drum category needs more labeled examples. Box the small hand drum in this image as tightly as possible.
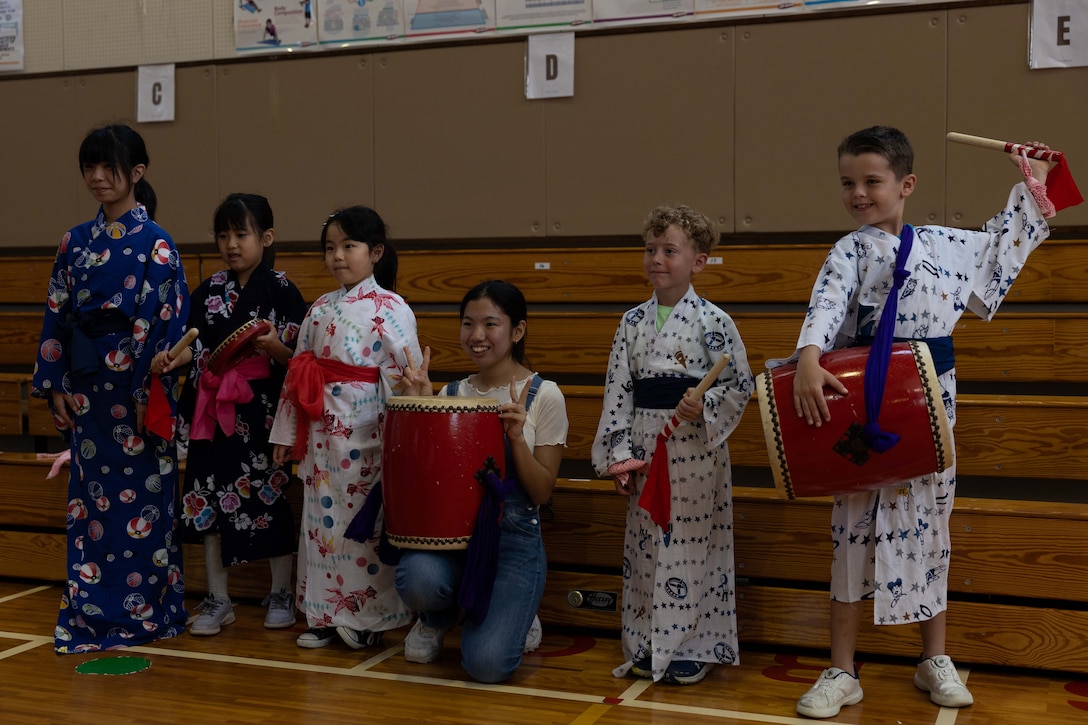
[208,319,273,375]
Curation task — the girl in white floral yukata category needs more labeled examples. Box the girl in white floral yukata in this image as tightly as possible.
[592,205,754,686]
[271,206,420,651]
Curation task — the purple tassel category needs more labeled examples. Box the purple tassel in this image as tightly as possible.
[344,479,382,543]
[458,459,516,624]
[862,225,913,453]
[343,481,402,565]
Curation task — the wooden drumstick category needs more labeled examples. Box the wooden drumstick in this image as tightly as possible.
[164,328,199,363]
[947,132,1065,162]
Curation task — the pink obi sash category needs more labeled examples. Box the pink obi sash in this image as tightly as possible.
[283,351,380,460]
[192,355,272,440]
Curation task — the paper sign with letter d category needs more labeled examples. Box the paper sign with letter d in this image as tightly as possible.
[526,32,574,99]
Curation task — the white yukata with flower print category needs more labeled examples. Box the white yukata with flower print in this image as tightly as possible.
[270,275,420,633]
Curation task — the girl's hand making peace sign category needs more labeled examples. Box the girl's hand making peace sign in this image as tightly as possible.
[499,376,531,443]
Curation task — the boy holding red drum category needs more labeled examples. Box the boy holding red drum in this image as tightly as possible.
[592,205,754,686]
[785,126,1065,719]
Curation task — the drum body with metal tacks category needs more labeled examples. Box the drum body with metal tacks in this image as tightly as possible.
[382,396,505,549]
[757,341,953,499]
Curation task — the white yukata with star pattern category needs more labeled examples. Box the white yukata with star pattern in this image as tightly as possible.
[787,182,1050,624]
[592,285,753,681]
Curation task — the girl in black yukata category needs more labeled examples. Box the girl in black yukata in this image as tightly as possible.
[153,194,307,635]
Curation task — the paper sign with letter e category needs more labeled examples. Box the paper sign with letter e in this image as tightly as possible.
[1030,0,1088,69]
[526,32,574,100]
[137,64,176,123]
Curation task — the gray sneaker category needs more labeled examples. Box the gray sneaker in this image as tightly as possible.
[915,655,974,707]
[189,595,235,636]
[796,667,863,718]
[262,589,296,629]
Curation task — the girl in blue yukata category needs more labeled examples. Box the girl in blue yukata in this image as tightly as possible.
[33,123,190,653]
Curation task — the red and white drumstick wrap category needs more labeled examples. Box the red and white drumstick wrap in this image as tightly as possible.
[946,132,1064,161]
[947,131,1083,215]
[638,354,731,529]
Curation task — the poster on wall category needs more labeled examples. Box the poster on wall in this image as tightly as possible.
[593,0,694,25]
[804,0,915,9]
[0,0,23,72]
[496,0,591,32]
[234,1,319,54]
[403,0,496,39]
[1030,0,1088,68]
[318,0,406,45]
[695,0,802,19]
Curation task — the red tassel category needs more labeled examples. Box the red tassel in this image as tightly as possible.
[145,373,175,439]
[1046,157,1084,213]
[638,432,672,529]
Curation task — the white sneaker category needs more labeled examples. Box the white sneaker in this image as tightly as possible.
[523,615,542,653]
[262,589,296,629]
[796,667,863,719]
[403,618,453,664]
[189,595,235,636]
[915,655,974,707]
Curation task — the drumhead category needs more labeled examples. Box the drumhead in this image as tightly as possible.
[387,395,500,413]
[208,319,272,374]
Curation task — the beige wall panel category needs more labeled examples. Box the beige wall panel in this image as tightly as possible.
[61,0,214,71]
[373,42,546,239]
[947,4,1088,228]
[545,28,734,237]
[217,55,374,243]
[212,0,241,60]
[69,68,219,248]
[735,11,947,233]
[21,0,65,74]
[0,78,81,247]
[140,65,221,246]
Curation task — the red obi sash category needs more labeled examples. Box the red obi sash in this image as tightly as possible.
[283,351,379,460]
[192,355,272,440]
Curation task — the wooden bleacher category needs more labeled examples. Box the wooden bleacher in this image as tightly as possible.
[1,240,1085,673]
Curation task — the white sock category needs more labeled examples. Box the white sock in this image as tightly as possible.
[268,553,293,594]
[203,534,230,601]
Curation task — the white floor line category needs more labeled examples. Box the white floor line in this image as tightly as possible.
[932,664,970,725]
[0,637,52,660]
[0,585,52,604]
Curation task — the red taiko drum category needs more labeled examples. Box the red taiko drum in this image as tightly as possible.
[382,396,505,550]
[208,319,273,375]
[757,341,953,499]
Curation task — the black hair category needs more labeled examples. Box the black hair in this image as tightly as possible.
[838,125,914,180]
[78,124,157,219]
[460,280,529,365]
[213,193,276,269]
[320,206,398,290]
